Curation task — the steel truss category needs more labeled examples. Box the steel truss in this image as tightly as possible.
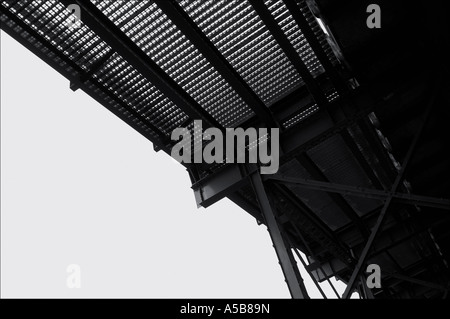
[247,78,449,299]
[2,0,449,299]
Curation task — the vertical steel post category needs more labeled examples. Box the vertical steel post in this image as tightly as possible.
[250,172,310,299]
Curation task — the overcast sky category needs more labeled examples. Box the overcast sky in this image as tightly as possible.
[1,29,353,298]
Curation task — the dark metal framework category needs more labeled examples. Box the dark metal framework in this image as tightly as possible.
[342,83,443,298]
[1,0,449,298]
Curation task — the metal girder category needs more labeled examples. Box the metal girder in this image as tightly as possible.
[282,0,349,95]
[248,0,328,107]
[0,4,172,154]
[249,172,310,299]
[281,84,389,160]
[383,272,449,292]
[342,82,441,298]
[58,0,222,130]
[191,92,378,208]
[154,0,280,129]
[266,175,450,210]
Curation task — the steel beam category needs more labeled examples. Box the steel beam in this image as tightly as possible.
[342,83,440,298]
[281,84,388,162]
[383,272,449,292]
[191,85,387,207]
[70,49,115,91]
[154,0,279,129]
[191,101,376,208]
[282,0,349,95]
[248,0,328,107]
[266,175,450,210]
[249,172,310,299]
[59,0,222,129]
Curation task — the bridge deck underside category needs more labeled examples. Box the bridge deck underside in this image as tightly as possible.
[1,0,449,298]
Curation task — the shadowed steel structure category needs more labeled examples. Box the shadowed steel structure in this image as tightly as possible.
[1,0,449,298]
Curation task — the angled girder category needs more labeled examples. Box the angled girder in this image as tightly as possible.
[249,172,310,299]
[266,175,450,211]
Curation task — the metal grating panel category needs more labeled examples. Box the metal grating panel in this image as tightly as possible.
[92,0,255,128]
[92,52,188,134]
[178,0,304,106]
[264,0,324,77]
[6,0,108,71]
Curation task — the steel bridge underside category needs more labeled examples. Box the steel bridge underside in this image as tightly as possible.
[1,0,449,298]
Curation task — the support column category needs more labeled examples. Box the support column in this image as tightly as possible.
[250,172,310,299]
